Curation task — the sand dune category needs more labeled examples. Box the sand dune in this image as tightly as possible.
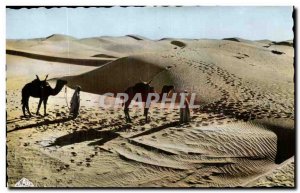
[6,49,113,66]
[63,38,294,110]
[6,35,294,187]
[7,34,179,65]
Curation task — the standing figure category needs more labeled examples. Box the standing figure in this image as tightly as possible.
[180,90,190,124]
[70,86,81,118]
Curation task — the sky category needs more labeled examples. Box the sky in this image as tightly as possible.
[6,6,294,41]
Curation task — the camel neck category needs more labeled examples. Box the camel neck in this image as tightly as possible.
[51,82,65,95]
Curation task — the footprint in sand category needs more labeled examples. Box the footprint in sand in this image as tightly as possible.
[71,152,77,156]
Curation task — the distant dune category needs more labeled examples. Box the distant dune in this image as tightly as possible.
[170,40,186,48]
[223,37,242,42]
[91,54,117,58]
[7,34,178,64]
[272,40,293,47]
[126,34,148,40]
[6,49,113,66]
[7,34,293,67]
[225,37,294,48]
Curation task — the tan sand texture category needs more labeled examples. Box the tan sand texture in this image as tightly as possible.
[6,35,294,187]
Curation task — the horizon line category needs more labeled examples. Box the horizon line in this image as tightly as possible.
[6,33,293,42]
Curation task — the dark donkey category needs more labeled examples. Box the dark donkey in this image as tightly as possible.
[123,80,174,123]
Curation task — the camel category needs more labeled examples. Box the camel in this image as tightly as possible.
[21,75,67,117]
[123,80,174,123]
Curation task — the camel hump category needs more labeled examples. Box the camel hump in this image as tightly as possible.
[31,78,40,84]
[30,78,50,91]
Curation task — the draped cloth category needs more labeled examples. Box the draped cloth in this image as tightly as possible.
[70,87,80,117]
[180,98,190,123]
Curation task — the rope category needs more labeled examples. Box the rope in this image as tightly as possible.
[64,86,70,110]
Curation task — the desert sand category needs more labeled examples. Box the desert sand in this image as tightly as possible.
[6,34,294,187]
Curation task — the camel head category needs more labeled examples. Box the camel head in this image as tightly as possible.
[161,85,175,94]
[147,79,153,85]
[139,77,153,85]
[133,79,155,95]
[141,78,154,93]
[57,79,68,86]
[149,85,155,93]
[50,79,67,96]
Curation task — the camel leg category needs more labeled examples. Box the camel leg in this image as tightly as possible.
[124,107,131,123]
[22,94,29,117]
[22,105,26,116]
[26,99,32,117]
[43,97,49,116]
[22,101,26,117]
[36,99,42,115]
[144,102,151,123]
[124,100,132,123]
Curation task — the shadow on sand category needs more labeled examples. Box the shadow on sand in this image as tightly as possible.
[7,116,74,133]
[252,118,295,164]
[261,122,294,164]
[48,121,180,147]
[48,124,132,147]
[48,129,120,147]
[130,121,179,138]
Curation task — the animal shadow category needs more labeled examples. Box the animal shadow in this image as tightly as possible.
[7,116,74,133]
[48,124,131,147]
